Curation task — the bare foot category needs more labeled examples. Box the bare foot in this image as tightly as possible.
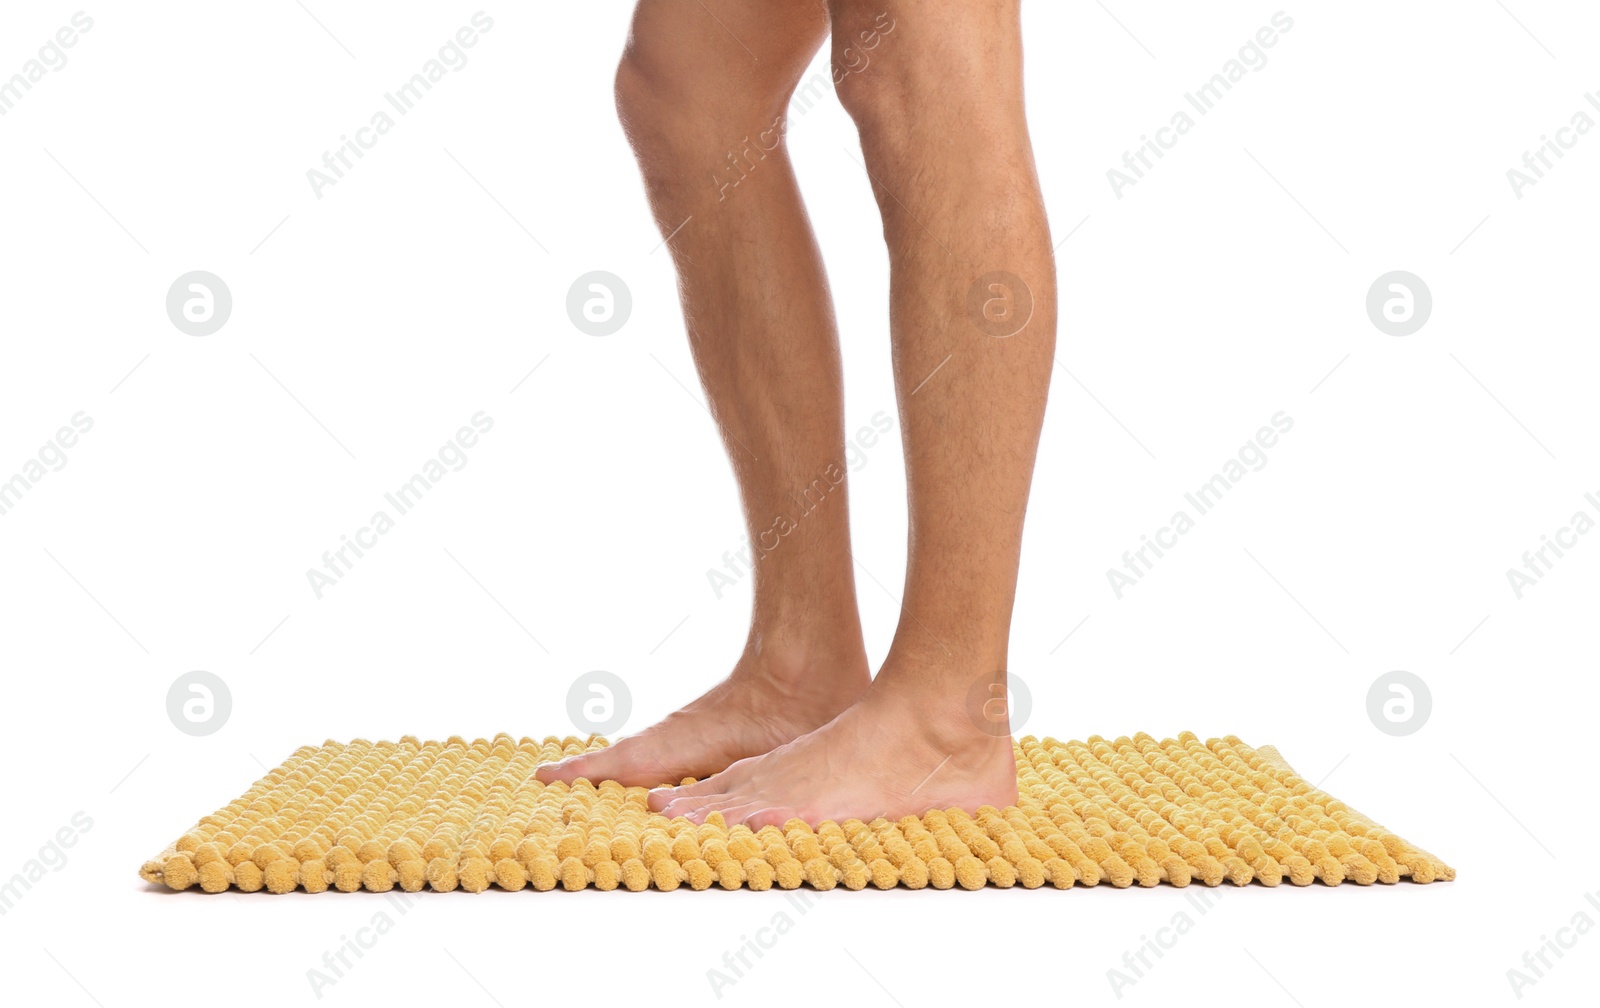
[534,647,869,787]
[646,676,1020,827]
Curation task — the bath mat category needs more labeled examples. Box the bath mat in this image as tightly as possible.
[140,732,1453,893]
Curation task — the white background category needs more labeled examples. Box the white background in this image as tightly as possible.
[1,1,1596,1005]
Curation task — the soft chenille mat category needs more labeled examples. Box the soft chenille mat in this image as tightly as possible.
[140,733,1453,893]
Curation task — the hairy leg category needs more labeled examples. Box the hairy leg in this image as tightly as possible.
[538,0,872,787]
[652,0,1056,826]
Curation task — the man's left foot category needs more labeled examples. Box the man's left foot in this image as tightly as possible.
[647,678,1020,827]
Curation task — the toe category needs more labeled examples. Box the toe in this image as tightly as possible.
[533,756,583,784]
[744,806,801,831]
[705,802,767,827]
[659,794,726,821]
[680,795,751,824]
[542,739,631,784]
[536,743,682,788]
[647,774,723,811]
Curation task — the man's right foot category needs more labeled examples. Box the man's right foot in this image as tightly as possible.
[533,646,869,788]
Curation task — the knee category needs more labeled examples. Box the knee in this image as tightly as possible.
[613,35,789,175]
[828,7,908,132]
[612,45,679,166]
[829,3,1020,142]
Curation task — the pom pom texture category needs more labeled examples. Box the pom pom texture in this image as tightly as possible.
[140,733,1453,893]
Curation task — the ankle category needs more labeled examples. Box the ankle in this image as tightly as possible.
[864,659,1018,753]
[745,606,867,661]
[732,627,870,692]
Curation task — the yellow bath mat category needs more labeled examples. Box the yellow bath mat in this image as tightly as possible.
[140,732,1453,893]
